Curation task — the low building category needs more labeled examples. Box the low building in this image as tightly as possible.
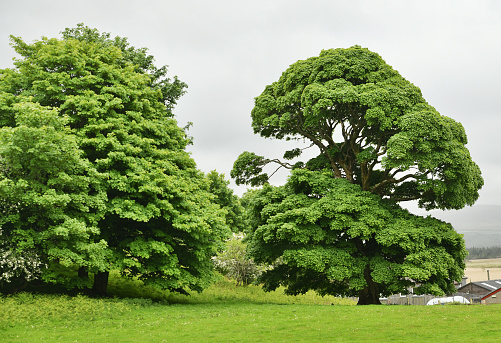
[456,279,501,296]
[380,279,501,305]
[480,286,501,304]
[455,279,501,304]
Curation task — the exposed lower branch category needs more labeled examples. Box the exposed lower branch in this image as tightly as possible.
[268,158,295,169]
[268,165,284,179]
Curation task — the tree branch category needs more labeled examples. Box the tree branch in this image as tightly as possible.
[295,116,343,178]
[387,194,423,202]
[268,158,295,170]
[370,173,416,194]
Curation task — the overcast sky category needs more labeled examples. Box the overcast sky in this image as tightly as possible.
[1,1,500,229]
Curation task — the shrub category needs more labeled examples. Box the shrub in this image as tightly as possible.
[212,233,264,285]
[0,229,45,293]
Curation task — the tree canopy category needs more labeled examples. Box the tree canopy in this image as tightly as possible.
[245,170,467,304]
[0,24,230,295]
[232,46,482,210]
[205,170,246,233]
[232,46,482,304]
[0,101,107,291]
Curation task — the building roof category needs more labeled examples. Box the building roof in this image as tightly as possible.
[482,287,501,301]
[457,279,501,294]
[473,280,501,291]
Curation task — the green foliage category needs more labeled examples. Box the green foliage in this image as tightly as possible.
[233,46,479,304]
[0,229,46,294]
[245,169,467,303]
[0,25,229,294]
[231,151,270,187]
[60,23,187,113]
[206,170,246,233]
[0,101,108,290]
[232,46,483,210]
[212,233,263,285]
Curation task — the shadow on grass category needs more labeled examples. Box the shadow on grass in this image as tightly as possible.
[4,271,356,307]
[106,271,355,306]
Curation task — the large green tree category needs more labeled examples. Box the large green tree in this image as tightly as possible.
[0,25,229,295]
[232,46,483,304]
[0,100,108,292]
[205,170,246,233]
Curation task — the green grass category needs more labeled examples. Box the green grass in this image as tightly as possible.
[105,271,354,306]
[1,275,501,342]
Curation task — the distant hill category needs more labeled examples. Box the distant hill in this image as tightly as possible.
[406,204,501,248]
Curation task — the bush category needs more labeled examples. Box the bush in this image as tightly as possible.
[0,229,45,294]
[212,233,264,285]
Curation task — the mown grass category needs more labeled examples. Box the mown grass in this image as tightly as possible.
[1,274,501,342]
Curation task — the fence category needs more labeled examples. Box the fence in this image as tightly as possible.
[380,293,481,305]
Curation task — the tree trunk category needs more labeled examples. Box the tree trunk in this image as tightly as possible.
[357,265,381,305]
[92,271,109,296]
[78,266,89,279]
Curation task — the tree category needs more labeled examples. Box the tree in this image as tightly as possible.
[246,170,467,304]
[0,25,230,295]
[206,170,246,233]
[0,101,108,292]
[466,246,501,260]
[212,232,261,286]
[232,46,483,304]
[205,172,260,285]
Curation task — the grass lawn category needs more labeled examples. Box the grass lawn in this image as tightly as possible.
[1,276,500,342]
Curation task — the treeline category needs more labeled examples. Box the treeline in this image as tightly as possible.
[466,247,501,260]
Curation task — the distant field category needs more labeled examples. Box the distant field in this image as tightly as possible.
[465,257,501,282]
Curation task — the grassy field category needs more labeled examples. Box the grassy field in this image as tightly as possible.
[1,274,501,342]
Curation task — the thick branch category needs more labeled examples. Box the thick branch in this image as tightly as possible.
[295,116,343,178]
[268,158,295,170]
[370,173,416,194]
